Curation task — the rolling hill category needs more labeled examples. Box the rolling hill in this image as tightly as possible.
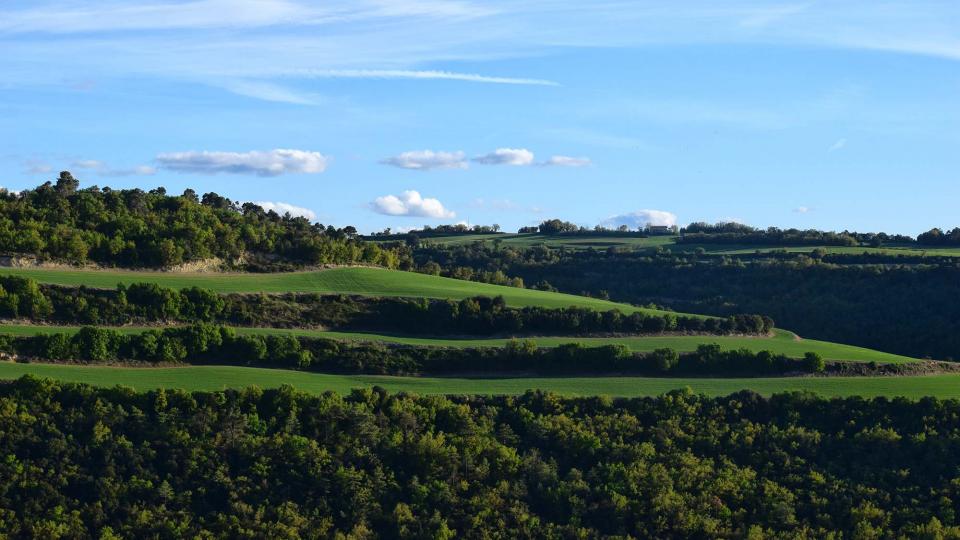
[0,266,673,314]
[1,363,957,399]
[0,324,917,364]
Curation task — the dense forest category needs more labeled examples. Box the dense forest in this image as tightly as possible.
[0,173,405,269]
[2,379,960,537]
[409,243,960,359]
[0,276,773,337]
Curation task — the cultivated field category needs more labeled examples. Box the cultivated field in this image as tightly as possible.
[2,363,958,398]
[0,324,917,363]
[1,266,671,314]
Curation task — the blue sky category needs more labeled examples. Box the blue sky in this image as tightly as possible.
[1,1,958,234]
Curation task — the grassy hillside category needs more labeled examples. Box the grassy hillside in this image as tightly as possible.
[1,363,957,398]
[0,324,916,363]
[0,266,671,314]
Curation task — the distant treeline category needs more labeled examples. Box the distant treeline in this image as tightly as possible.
[5,380,960,537]
[917,227,960,246]
[0,276,774,337]
[0,172,407,269]
[523,219,676,236]
[4,324,821,376]
[409,243,960,359]
[680,221,960,247]
[680,223,905,247]
[368,223,504,238]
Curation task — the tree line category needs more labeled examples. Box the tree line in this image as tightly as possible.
[4,324,819,376]
[0,276,774,337]
[0,172,406,269]
[2,379,960,537]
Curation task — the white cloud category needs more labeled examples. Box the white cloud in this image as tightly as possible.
[156,149,328,176]
[601,209,678,229]
[297,69,558,86]
[71,159,156,176]
[474,148,535,166]
[252,201,317,220]
[370,190,455,218]
[380,150,467,170]
[828,138,847,152]
[542,155,591,167]
[794,206,812,213]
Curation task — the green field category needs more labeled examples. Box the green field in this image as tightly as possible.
[1,363,957,398]
[0,324,916,363]
[1,266,674,314]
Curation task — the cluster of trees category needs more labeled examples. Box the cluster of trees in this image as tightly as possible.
[530,219,674,236]
[0,173,406,269]
[681,222,916,247]
[536,219,582,234]
[5,325,819,376]
[409,242,960,359]
[917,227,960,246]
[370,223,503,238]
[0,276,773,337]
[4,379,960,536]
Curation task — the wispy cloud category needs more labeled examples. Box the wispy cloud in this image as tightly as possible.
[295,69,558,86]
[251,201,317,220]
[738,4,811,29]
[380,150,468,170]
[474,148,535,166]
[155,149,328,176]
[23,160,52,175]
[3,0,957,109]
[0,0,316,33]
[220,80,324,105]
[828,138,847,152]
[370,190,454,218]
[794,206,813,213]
[72,159,156,176]
[542,155,591,167]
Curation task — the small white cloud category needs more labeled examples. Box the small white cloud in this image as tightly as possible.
[252,201,317,220]
[156,149,328,176]
[71,160,155,176]
[794,206,812,213]
[380,150,468,171]
[601,209,678,229]
[542,155,591,167]
[370,190,455,218]
[828,138,847,152]
[474,148,535,166]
